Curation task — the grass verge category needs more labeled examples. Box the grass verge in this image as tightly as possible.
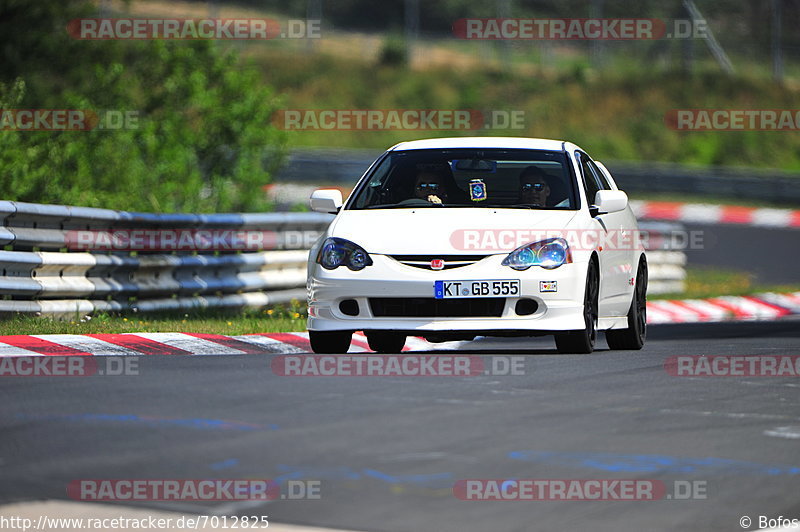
[0,305,307,336]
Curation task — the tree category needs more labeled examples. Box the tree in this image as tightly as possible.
[0,0,287,212]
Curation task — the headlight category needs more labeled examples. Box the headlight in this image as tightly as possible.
[317,237,373,271]
[501,237,572,271]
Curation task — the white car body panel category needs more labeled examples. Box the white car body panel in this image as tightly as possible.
[327,209,580,255]
[307,137,644,336]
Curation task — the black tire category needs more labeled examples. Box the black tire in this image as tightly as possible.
[309,330,352,354]
[606,259,648,350]
[555,260,599,354]
[365,331,407,353]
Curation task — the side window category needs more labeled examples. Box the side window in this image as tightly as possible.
[587,159,611,190]
[576,152,601,205]
[351,154,392,209]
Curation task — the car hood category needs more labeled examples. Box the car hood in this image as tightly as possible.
[329,208,581,255]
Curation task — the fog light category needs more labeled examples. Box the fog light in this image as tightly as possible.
[515,299,538,316]
[339,299,359,316]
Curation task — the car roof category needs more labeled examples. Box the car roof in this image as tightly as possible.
[389,137,569,152]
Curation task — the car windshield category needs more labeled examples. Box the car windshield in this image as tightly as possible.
[348,148,577,210]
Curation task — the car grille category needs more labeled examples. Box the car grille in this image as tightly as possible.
[369,297,505,318]
[389,254,488,270]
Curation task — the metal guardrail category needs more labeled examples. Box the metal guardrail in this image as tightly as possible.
[0,201,684,318]
[0,200,333,250]
[638,221,687,296]
[0,201,334,318]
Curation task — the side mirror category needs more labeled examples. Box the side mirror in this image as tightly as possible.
[310,189,343,214]
[592,190,628,215]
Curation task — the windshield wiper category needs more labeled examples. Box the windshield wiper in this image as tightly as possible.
[478,204,550,209]
[363,203,441,209]
[361,203,552,210]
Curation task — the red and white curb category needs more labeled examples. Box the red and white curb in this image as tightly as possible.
[630,200,800,228]
[0,292,797,356]
[0,331,444,357]
[647,291,800,324]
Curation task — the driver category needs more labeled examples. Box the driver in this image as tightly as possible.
[518,166,551,206]
[414,170,448,204]
[518,166,568,207]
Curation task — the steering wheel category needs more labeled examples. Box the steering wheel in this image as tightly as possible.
[396,197,442,206]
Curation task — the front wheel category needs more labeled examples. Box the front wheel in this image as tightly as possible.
[365,332,407,353]
[606,259,648,350]
[555,261,598,354]
[309,330,352,354]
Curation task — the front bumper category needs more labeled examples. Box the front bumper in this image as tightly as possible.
[307,254,588,333]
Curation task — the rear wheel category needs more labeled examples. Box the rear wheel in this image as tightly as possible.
[366,331,407,353]
[606,259,648,350]
[555,261,598,354]
[309,330,352,354]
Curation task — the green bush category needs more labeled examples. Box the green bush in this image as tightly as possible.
[378,35,408,67]
[0,0,287,212]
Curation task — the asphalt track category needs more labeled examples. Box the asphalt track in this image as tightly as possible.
[1,320,800,532]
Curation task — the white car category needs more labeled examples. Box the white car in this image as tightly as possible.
[306,137,647,354]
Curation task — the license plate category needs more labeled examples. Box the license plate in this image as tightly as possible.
[434,280,520,299]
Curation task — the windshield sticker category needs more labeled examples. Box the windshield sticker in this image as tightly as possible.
[469,179,487,202]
